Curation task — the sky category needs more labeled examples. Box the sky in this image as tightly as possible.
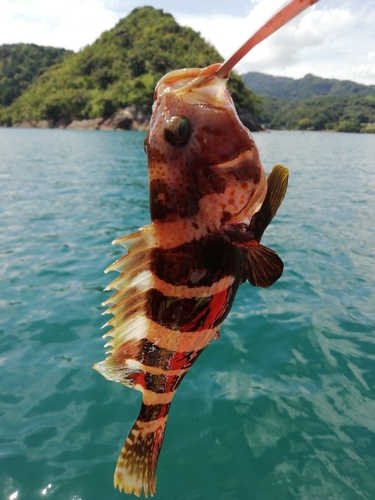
[1,0,375,85]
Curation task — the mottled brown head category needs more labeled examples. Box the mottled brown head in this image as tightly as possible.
[145,63,266,232]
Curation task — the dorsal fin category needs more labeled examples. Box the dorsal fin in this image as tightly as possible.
[249,164,289,242]
[243,165,288,287]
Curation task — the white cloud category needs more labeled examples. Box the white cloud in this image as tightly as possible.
[0,0,120,50]
[348,52,375,85]
[176,3,360,81]
[177,1,375,85]
[239,7,353,73]
[0,0,374,85]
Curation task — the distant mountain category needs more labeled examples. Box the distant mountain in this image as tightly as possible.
[258,94,375,133]
[0,44,72,108]
[0,8,259,129]
[242,72,375,133]
[242,72,375,102]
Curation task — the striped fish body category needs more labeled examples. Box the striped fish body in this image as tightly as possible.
[94,63,288,497]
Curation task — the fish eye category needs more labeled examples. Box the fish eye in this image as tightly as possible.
[164,116,191,146]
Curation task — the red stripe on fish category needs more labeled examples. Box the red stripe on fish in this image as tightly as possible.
[129,369,187,394]
[150,233,245,287]
[111,338,203,372]
[94,59,289,498]
[146,284,235,332]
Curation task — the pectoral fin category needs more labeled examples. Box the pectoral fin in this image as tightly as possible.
[243,241,284,288]
[222,164,288,288]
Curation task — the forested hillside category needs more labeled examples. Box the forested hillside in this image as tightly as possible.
[259,95,375,132]
[0,7,260,129]
[2,13,373,133]
[243,72,375,133]
[0,44,72,108]
[243,72,375,101]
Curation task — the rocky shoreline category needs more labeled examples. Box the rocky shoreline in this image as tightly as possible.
[12,106,151,131]
[9,105,261,132]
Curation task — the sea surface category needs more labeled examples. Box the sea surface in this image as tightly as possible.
[0,128,374,500]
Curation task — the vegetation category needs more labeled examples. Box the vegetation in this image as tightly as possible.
[0,7,259,127]
[2,11,373,134]
[259,95,375,132]
[0,44,71,108]
[243,73,375,133]
[243,72,375,101]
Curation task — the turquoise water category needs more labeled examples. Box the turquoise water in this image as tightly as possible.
[1,128,375,500]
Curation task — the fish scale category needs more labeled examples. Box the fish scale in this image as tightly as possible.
[94,65,288,497]
[94,0,320,494]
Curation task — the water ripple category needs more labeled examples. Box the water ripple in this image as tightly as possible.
[1,129,375,499]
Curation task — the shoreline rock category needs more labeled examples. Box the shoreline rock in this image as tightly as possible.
[7,105,262,132]
[100,106,150,131]
[10,106,151,132]
[13,119,54,129]
[66,118,104,130]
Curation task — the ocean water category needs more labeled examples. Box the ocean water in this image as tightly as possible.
[0,128,374,500]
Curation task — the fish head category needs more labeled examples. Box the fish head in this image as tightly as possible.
[145,63,267,231]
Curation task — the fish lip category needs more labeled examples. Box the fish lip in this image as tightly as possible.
[154,63,227,104]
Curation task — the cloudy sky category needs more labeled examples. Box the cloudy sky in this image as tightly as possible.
[1,0,374,85]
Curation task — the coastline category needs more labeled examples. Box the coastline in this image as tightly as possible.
[2,105,263,132]
[9,106,151,131]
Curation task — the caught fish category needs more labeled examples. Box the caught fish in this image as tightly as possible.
[94,0,319,496]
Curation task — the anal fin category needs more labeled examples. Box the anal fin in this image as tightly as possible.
[94,224,157,383]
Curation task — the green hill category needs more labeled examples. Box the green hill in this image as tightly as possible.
[259,94,375,132]
[0,44,72,108]
[0,7,260,129]
[243,72,375,101]
[243,72,375,133]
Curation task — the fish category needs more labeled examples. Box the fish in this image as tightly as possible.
[94,0,319,496]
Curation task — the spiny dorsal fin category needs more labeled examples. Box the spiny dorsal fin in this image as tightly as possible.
[94,225,156,383]
[250,164,289,243]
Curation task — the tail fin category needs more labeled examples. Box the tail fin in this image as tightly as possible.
[114,403,170,497]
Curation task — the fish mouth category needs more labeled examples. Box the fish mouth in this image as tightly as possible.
[154,63,233,108]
